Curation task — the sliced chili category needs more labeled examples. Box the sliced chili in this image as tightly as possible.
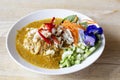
[44,17,55,32]
[38,29,51,44]
[51,17,55,23]
[38,17,57,44]
[51,35,59,44]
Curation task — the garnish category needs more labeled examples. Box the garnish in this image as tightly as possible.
[62,20,85,45]
[38,29,51,44]
[80,25,103,46]
[38,17,55,44]
[51,35,60,44]
[62,15,78,23]
[44,17,55,32]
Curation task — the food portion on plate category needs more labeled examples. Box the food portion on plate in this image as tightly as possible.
[16,15,103,69]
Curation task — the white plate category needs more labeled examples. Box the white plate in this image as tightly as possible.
[6,9,105,75]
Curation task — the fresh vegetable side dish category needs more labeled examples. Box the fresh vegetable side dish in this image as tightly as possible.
[16,15,103,69]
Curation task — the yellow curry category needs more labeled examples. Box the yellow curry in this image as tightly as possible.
[16,18,63,69]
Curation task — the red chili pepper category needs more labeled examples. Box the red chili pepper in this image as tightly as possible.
[51,35,59,44]
[44,17,55,32]
[44,23,53,32]
[51,17,55,23]
[38,29,51,44]
[38,17,56,44]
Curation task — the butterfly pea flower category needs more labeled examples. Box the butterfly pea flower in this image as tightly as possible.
[86,25,103,35]
[84,31,97,46]
[84,35,95,46]
[79,25,103,46]
[79,30,96,46]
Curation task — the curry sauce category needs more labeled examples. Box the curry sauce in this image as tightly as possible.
[16,18,63,69]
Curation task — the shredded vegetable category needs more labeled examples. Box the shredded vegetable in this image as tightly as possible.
[62,20,85,45]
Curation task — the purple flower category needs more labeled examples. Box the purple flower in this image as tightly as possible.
[84,35,95,46]
[79,24,103,46]
[84,31,97,41]
[84,32,96,46]
[86,25,103,35]
[97,27,103,34]
[79,30,96,46]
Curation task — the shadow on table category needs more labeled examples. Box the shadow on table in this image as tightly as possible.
[51,23,120,80]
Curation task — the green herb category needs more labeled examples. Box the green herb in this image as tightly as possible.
[62,15,78,23]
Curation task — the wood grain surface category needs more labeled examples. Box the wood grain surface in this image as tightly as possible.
[0,0,120,80]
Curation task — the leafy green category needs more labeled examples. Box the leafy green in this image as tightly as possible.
[80,22,88,28]
[62,15,78,23]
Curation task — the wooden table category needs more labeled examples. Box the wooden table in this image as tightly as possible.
[0,0,120,80]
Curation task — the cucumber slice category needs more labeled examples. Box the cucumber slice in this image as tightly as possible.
[80,45,86,50]
[75,59,81,64]
[76,48,84,53]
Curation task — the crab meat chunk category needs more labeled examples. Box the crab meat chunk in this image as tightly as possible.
[41,30,52,38]
[56,26,63,36]
[46,49,55,55]
[63,29,74,44]
[33,32,42,42]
